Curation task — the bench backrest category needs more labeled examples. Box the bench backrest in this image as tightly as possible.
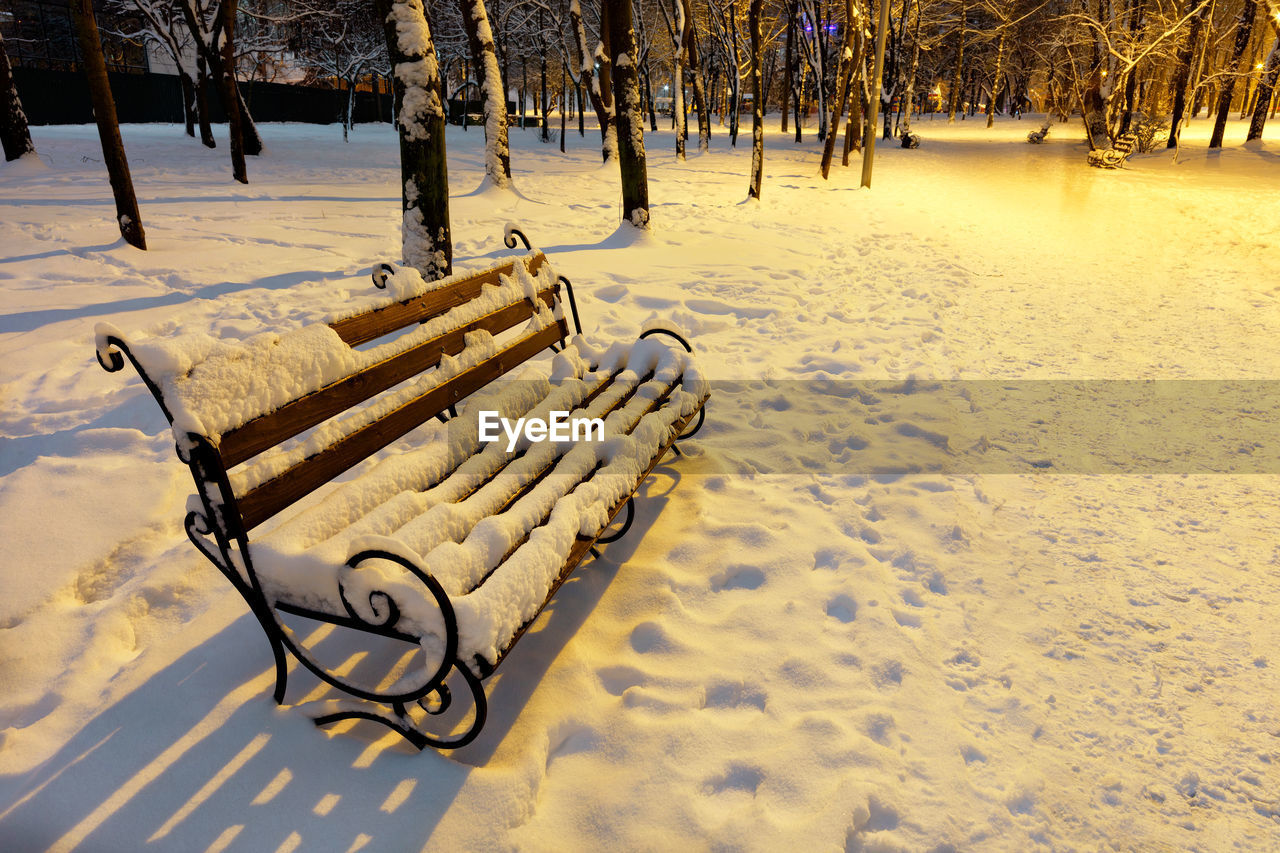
[93,252,570,541]
[228,252,568,532]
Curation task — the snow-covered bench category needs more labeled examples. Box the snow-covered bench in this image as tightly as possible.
[1087,131,1138,168]
[94,239,709,749]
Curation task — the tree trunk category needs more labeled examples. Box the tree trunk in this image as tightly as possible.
[196,56,216,148]
[1167,0,1207,148]
[69,0,146,249]
[570,0,617,161]
[234,82,263,156]
[605,0,649,227]
[685,1,710,151]
[218,0,248,183]
[748,0,764,199]
[1210,0,1258,148]
[0,32,36,162]
[781,3,794,133]
[644,64,658,132]
[729,3,741,147]
[541,43,551,142]
[178,69,197,138]
[375,0,452,279]
[561,62,568,152]
[948,3,964,122]
[821,0,857,178]
[1247,35,1280,140]
[900,0,920,136]
[457,0,512,186]
[985,29,1006,128]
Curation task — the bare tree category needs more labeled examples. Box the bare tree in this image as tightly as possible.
[70,0,146,249]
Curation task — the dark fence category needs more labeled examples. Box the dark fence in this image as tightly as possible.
[14,68,394,126]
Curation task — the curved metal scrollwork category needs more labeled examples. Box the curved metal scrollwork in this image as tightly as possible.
[677,405,706,441]
[371,262,397,289]
[310,662,487,750]
[557,276,583,336]
[597,496,635,544]
[638,327,693,353]
[95,333,176,425]
[504,225,533,250]
[269,548,459,707]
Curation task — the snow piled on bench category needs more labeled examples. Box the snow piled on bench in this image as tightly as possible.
[93,256,557,456]
[252,336,708,670]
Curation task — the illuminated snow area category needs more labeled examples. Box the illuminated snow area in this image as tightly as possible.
[2,115,1279,851]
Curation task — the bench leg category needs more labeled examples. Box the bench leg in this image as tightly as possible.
[310,661,488,750]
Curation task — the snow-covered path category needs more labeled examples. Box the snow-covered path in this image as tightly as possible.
[2,116,1279,851]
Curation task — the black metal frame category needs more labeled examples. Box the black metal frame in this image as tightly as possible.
[95,235,707,751]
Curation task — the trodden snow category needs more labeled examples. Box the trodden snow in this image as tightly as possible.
[2,115,1280,851]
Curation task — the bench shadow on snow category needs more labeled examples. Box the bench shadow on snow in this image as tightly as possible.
[0,468,678,851]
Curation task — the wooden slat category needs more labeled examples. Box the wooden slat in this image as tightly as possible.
[331,252,548,347]
[475,396,709,678]
[237,320,568,531]
[219,289,557,468]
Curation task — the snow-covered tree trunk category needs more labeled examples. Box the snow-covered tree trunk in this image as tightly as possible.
[570,0,618,162]
[0,32,36,162]
[375,0,452,278]
[70,0,146,249]
[748,0,764,198]
[605,0,649,227]
[457,0,512,186]
[669,0,690,158]
[1210,0,1258,148]
[233,84,264,156]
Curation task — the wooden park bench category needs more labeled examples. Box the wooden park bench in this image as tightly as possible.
[94,230,709,750]
[1087,131,1138,168]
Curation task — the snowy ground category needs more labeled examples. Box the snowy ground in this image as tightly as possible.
[2,113,1280,852]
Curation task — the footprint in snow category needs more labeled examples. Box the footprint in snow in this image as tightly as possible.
[710,565,765,592]
[593,283,627,303]
[704,763,764,796]
[825,594,858,623]
[596,665,647,696]
[703,680,767,711]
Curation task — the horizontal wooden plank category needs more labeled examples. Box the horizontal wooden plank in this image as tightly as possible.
[331,252,547,347]
[237,320,568,531]
[219,289,557,468]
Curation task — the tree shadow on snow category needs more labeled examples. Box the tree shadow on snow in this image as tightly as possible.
[0,269,347,335]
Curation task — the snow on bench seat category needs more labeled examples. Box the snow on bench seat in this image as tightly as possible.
[252,337,706,671]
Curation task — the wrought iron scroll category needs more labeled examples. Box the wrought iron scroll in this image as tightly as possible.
[503,225,533,250]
